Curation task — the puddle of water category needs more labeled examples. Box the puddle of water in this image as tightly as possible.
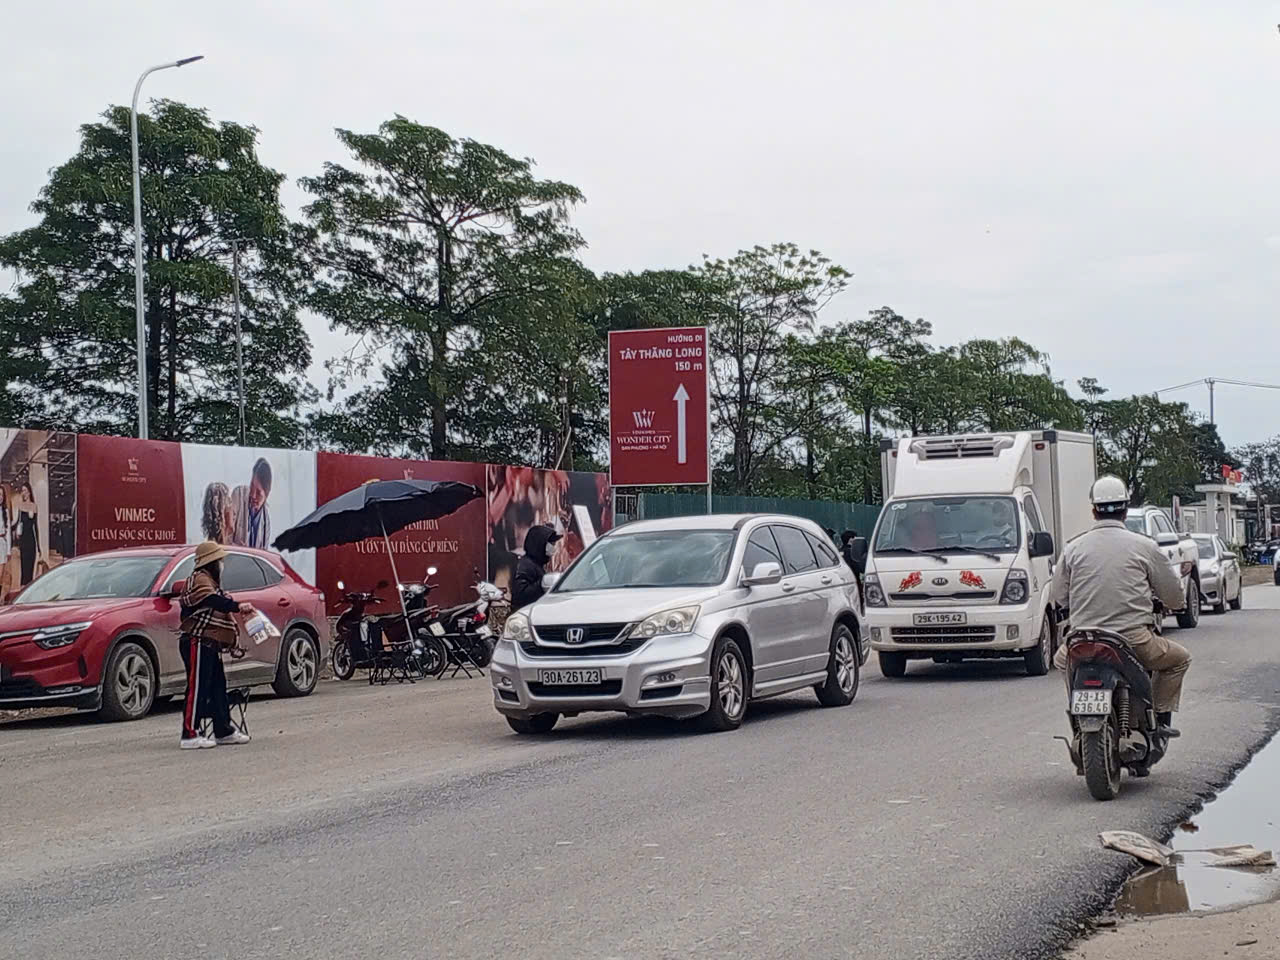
[1116,731,1280,918]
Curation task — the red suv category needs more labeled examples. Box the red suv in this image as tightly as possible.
[0,545,329,721]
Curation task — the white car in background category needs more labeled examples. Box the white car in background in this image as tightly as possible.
[1192,534,1242,614]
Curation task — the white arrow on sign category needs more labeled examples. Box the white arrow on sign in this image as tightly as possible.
[673,383,690,464]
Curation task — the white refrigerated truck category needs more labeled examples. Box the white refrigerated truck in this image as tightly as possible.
[864,430,1097,678]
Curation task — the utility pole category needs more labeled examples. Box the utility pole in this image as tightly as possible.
[230,238,246,445]
[1156,376,1280,427]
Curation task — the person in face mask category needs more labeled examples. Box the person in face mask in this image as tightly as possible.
[178,541,254,750]
[511,523,563,612]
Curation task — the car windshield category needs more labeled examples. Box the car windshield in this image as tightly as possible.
[1123,516,1146,534]
[1195,539,1216,559]
[14,556,169,604]
[874,496,1020,553]
[556,530,736,591]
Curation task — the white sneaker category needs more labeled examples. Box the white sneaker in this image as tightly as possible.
[180,736,216,750]
[215,730,251,746]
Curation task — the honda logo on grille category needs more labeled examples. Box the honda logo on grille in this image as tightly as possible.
[565,628,586,644]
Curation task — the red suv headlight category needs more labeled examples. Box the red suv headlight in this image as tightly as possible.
[33,621,93,650]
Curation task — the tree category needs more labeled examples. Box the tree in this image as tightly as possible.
[958,338,1082,433]
[1236,436,1280,505]
[700,244,850,494]
[0,100,313,444]
[1089,393,1198,505]
[301,117,585,460]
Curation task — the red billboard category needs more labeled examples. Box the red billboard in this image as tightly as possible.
[608,326,709,486]
[75,435,186,554]
[314,453,486,614]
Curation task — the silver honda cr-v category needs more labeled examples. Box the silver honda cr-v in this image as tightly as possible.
[489,514,867,735]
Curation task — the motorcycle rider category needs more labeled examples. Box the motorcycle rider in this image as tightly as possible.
[1050,476,1191,738]
[511,523,562,612]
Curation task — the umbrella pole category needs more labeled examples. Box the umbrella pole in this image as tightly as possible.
[379,506,412,634]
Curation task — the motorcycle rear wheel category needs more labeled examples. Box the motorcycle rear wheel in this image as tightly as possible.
[332,640,356,681]
[1082,717,1122,801]
[417,636,448,678]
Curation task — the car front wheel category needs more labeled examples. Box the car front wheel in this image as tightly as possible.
[815,624,859,707]
[700,636,748,732]
[98,641,156,722]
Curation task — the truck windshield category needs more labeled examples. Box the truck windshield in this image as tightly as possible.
[874,496,1020,554]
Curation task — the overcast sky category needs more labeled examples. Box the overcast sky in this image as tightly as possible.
[3,0,1278,448]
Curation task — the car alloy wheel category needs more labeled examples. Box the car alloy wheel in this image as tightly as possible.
[717,649,745,721]
[835,634,856,694]
[116,650,153,717]
[287,633,317,691]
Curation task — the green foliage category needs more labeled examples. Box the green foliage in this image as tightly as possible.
[0,100,313,445]
[3,102,1262,511]
[298,117,585,462]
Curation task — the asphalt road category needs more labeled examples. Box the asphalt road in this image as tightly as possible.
[4,586,1280,960]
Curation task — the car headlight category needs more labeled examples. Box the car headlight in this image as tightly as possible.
[636,606,700,639]
[864,574,885,607]
[33,621,93,650]
[1000,569,1028,605]
[503,612,533,644]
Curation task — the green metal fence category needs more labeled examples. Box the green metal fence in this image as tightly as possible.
[629,492,881,536]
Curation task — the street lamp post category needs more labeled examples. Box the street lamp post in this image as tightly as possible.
[131,55,204,440]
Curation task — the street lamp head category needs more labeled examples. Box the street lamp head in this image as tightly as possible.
[175,55,205,67]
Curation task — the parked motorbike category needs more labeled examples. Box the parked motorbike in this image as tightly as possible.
[331,572,448,683]
[424,577,508,672]
[1061,598,1171,801]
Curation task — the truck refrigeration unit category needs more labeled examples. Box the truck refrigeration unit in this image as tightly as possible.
[863,430,1097,678]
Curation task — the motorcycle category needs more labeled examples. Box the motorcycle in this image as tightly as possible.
[424,577,508,673]
[1061,598,1170,801]
[331,570,448,683]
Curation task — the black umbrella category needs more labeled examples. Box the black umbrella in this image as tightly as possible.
[272,479,481,553]
[272,479,481,626]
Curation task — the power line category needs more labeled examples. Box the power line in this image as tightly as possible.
[1153,376,1280,426]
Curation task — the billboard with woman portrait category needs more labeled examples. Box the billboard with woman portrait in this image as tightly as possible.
[0,429,77,605]
[486,466,612,600]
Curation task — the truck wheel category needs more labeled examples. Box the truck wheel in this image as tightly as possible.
[1023,616,1052,677]
[878,651,908,678]
[1082,717,1122,801]
[1175,579,1201,629]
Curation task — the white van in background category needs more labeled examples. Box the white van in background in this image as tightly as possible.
[859,430,1096,678]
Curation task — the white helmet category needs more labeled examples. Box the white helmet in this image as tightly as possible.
[1090,475,1130,514]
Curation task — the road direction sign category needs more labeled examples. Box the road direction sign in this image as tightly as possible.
[608,327,709,487]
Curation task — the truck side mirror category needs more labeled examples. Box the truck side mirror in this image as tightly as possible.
[1029,531,1055,559]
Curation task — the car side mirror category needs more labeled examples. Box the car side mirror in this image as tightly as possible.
[1029,531,1055,559]
[848,537,869,572]
[743,561,783,587]
[542,572,562,591]
[167,579,187,598]
[1155,532,1179,547]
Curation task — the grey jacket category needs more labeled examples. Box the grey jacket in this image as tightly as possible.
[1050,519,1184,633]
